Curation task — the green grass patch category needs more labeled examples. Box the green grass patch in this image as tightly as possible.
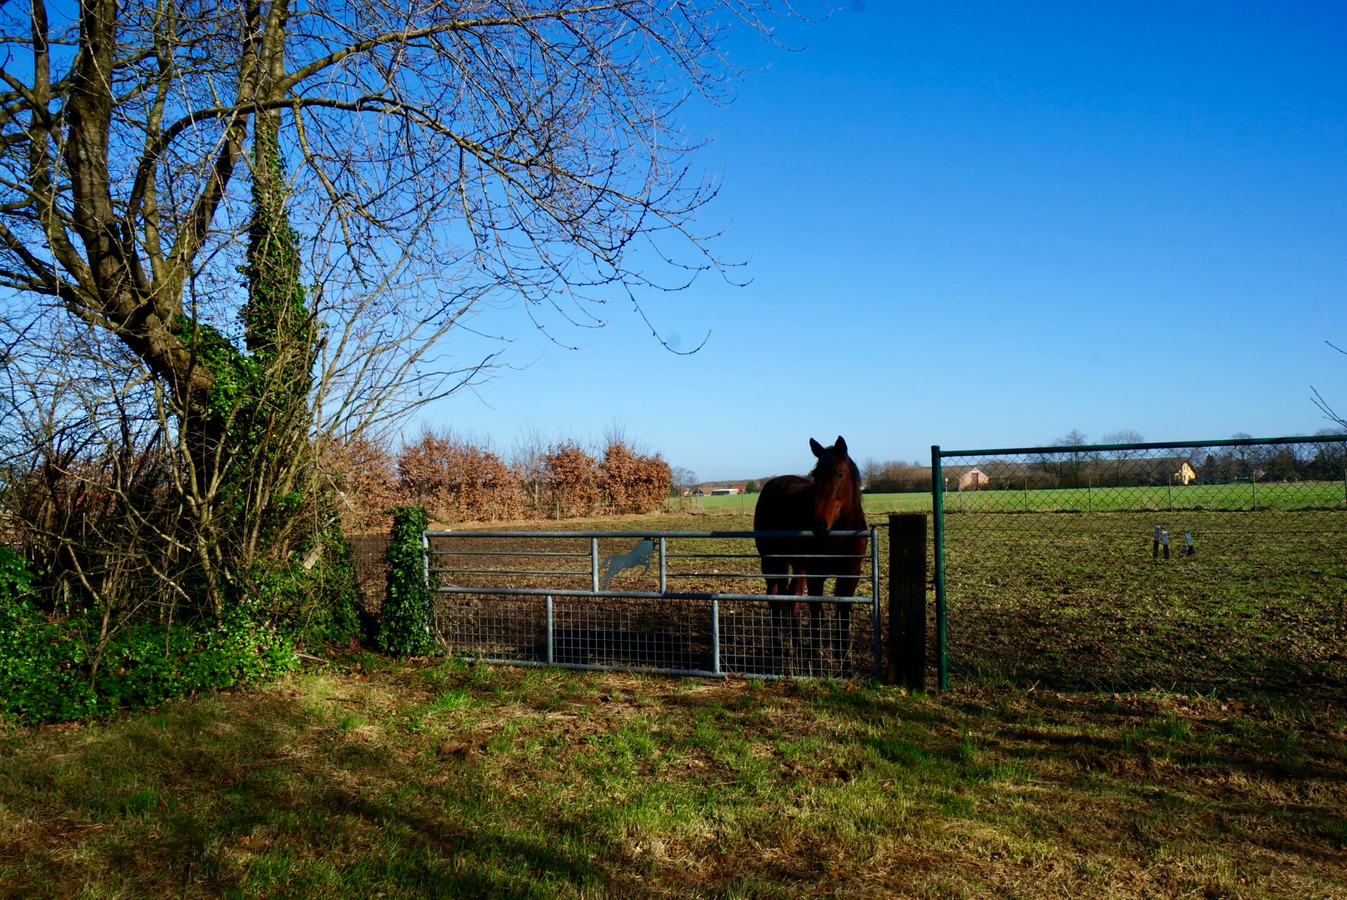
[941,508,1347,697]
[944,479,1346,513]
[671,491,931,514]
[1,662,1344,898]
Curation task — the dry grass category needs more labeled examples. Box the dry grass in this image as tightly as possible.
[1,657,1345,898]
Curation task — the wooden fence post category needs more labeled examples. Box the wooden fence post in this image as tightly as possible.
[888,512,927,690]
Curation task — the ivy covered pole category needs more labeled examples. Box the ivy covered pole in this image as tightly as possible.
[378,507,437,656]
[179,105,322,616]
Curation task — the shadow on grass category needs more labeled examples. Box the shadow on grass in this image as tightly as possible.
[0,689,602,899]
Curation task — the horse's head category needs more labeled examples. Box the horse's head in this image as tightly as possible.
[808,435,860,537]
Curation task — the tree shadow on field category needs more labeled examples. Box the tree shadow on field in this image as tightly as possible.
[2,690,601,899]
[918,684,1347,872]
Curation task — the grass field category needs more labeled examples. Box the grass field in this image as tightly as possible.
[6,506,1345,897]
[674,492,930,513]
[940,508,1347,699]
[942,480,1347,513]
[2,658,1345,898]
[413,505,1347,701]
[680,480,1347,515]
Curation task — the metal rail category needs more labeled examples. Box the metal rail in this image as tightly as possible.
[424,527,882,680]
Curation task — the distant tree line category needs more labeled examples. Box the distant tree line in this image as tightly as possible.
[861,459,931,494]
[859,429,1347,495]
[969,430,1347,492]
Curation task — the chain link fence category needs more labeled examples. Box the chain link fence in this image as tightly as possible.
[932,435,1347,699]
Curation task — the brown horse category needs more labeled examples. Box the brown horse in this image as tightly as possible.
[754,436,868,675]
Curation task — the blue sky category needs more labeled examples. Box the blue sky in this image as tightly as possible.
[416,1,1347,482]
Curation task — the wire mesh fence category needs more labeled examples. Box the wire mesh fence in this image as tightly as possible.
[349,533,391,616]
[932,435,1347,699]
[425,529,881,679]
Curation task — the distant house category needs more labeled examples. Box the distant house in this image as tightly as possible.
[1174,461,1197,485]
[710,485,743,496]
[958,467,990,491]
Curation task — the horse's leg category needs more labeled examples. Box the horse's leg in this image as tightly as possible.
[778,570,809,677]
[832,565,861,677]
[768,597,789,674]
[804,573,827,676]
[762,550,793,675]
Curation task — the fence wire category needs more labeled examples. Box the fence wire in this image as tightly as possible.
[425,530,880,679]
[933,435,1347,699]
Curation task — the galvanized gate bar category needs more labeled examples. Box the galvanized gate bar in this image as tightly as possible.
[711,596,721,676]
[432,585,877,602]
[544,594,554,666]
[425,529,873,537]
[426,527,881,680]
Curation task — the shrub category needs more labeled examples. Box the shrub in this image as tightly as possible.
[88,613,298,714]
[599,442,672,514]
[0,546,297,723]
[377,506,436,656]
[0,546,299,723]
[0,546,35,601]
[542,441,601,517]
[325,434,401,532]
[398,430,525,522]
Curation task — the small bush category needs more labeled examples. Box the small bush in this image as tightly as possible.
[598,442,673,514]
[543,441,601,516]
[325,434,401,532]
[0,546,298,723]
[246,522,362,647]
[0,582,296,723]
[398,430,524,522]
[0,546,36,599]
[377,506,436,656]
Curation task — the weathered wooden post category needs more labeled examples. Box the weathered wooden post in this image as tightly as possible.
[887,512,927,690]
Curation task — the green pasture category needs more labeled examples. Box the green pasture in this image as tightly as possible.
[673,491,930,513]
[942,479,1347,513]
[4,507,1347,897]
[2,660,1344,899]
[939,508,1347,698]
[680,480,1347,517]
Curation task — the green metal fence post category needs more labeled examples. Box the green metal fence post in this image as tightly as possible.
[930,445,948,691]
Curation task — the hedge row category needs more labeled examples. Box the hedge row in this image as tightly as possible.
[330,433,672,530]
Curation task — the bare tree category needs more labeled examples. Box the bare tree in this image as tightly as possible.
[1101,429,1144,446]
[0,0,797,615]
[1050,429,1091,487]
[1312,341,1346,430]
[1,1,786,408]
[1101,428,1144,486]
[510,424,554,511]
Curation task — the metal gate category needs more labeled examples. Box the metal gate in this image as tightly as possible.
[425,528,881,679]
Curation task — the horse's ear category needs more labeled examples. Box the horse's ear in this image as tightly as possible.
[835,436,848,456]
[810,437,825,458]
